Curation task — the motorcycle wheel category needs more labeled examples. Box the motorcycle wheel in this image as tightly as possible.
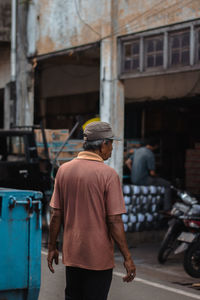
[157,222,182,264]
[183,242,200,278]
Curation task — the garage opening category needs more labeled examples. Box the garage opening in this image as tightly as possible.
[34,43,100,135]
[124,97,200,195]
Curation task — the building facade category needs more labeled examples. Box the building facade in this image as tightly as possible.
[3,0,200,184]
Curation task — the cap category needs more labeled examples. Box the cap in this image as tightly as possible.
[83,121,121,141]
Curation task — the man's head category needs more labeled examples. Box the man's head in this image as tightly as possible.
[145,138,159,151]
[83,121,119,160]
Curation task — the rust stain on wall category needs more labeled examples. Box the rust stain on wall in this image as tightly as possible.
[117,0,200,36]
[34,0,200,55]
[36,36,56,55]
[35,0,111,55]
[39,0,49,11]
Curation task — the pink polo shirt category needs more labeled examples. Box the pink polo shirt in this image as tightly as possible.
[50,151,126,270]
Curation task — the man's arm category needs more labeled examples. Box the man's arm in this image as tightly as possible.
[125,158,132,171]
[47,208,62,273]
[107,214,136,282]
[150,170,156,177]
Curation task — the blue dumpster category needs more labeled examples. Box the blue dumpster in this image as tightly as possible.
[0,188,42,300]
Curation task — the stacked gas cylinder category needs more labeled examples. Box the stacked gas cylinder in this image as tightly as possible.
[122,185,165,232]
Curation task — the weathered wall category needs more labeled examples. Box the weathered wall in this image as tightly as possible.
[124,71,200,101]
[0,47,10,88]
[27,0,111,56]
[28,0,200,56]
[124,70,200,102]
[0,0,11,42]
[117,0,200,36]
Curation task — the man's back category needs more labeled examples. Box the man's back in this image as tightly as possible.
[50,152,125,270]
[131,147,155,185]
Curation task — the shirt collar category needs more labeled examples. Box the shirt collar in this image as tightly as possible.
[76,151,103,162]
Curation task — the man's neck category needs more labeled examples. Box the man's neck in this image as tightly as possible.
[85,149,103,159]
[146,145,153,151]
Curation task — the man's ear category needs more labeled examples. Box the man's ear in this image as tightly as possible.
[100,141,106,154]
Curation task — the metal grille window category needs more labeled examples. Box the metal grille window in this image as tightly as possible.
[123,40,140,72]
[145,36,163,69]
[169,31,190,66]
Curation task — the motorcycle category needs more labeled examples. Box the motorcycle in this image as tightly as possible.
[175,214,200,278]
[157,187,198,264]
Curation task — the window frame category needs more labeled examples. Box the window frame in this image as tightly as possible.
[119,19,200,79]
[122,40,140,73]
[195,26,200,64]
[144,35,164,71]
[168,29,190,68]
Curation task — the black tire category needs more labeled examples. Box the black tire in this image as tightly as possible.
[184,242,200,278]
[158,221,183,264]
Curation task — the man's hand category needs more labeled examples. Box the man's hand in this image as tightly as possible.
[125,158,132,171]
[107,215,136,283]
[123,258,136,282]
[47,249,59,273]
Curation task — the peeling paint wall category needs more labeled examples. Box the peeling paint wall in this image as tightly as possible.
[117,0,200,36]
[28,0,111,56]
[28,0,200,56]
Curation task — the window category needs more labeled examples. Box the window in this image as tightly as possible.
[197,28,200,63]
[123,40,140,72]
[169,31,190,66]
[145,36,163,69]
[120,20,200,77]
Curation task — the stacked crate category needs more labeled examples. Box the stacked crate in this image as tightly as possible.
[50,139,84,163]
[34,129,83,163]
[122,185,165,232]
[185,143,200,195]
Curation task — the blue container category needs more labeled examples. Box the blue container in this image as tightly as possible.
[0,188,42,300]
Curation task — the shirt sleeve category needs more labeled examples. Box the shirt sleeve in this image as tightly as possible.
[105,170,126,216]
[49,175,63,210]
[147,152,155,171]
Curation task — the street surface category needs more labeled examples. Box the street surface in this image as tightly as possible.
[39,240,200,300]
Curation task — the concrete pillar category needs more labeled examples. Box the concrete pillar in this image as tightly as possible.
[4,83,11,129]
[16,1,34,126]
[4,82,16,129]
[100,36,125,179]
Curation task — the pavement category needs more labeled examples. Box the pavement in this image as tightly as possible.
[40,228,200,299]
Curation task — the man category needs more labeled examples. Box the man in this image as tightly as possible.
[126,138,171,211]
[47,121,136,300]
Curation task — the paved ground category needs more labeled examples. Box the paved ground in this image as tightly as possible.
[40,231,200,300]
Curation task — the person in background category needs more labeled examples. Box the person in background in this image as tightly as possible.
[126,138,172,211]
[47,121,136,300]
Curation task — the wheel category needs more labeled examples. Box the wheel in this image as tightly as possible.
[157,221,183,264]
[184,241,200,278]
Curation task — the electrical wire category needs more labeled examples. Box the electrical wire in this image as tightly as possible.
[109,0,197,38]
[74,0,102,38]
